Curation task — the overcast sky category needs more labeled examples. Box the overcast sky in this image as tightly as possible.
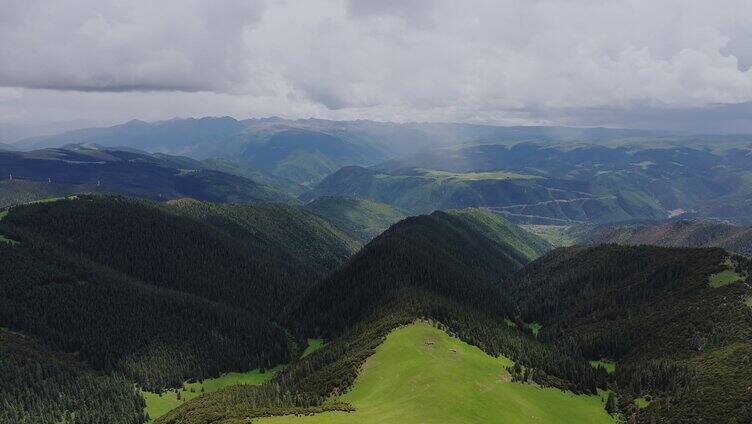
[1,0,751,135]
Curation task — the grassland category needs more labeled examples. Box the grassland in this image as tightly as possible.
[520,225,578,247]
[143,365,284,421]
[745,296,752,307]
[301,338,324,358]
[257,322,613,424]
[143,337,326,421]
[709,258,745,288]
[526,321,542,336]
[589,359,616,374]
[634,396,651,409]
[419,169,540,181]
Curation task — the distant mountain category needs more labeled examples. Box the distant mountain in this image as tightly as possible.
[308,142,752,224]
[586,219,752,256]
[0,142,17,151]
[302,166,667,224]
[240,128,384,185]
[18,117,752,187]
[303,196,407,242]
[14,117,392,185]
[0,145,294,207]
[201,158,307,196]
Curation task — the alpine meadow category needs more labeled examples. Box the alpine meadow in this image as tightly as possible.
[2,1,752,423]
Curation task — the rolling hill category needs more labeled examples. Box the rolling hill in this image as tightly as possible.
[157,209,600,424]
[585,220,752,256]
[159,212,751,424]
[302,166,667,223]
[303,196,407,242]
[3,191,752,423]
[0,146,294,207]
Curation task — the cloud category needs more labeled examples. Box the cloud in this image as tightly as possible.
[0,0,266,92]
[0,0,751,129]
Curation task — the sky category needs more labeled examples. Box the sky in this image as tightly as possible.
[1,0,751,138]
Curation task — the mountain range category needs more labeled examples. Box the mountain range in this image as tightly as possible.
[2,117,752,424]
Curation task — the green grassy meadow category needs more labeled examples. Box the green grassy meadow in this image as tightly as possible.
[589,359,616,374]
[526,321,543,336]
[301,338,324,358]
[634,396,651,409]
[258,322,614,424]
[143,365,284,421]
[709,258,745,288]
[420,169,540,181]
[143,337,326,421]
[520,225,578,247]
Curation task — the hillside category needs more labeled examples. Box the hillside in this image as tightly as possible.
[0,196,365,397]
[375,143,751,224]
[0,237,291,394]
[303,196,407,242]
[0,329,146,424]
[158,210,602,423]
[303,166,666,223]
[0,146,294,207]
[508,245,752,422]
[586,220,752,256]
[241,129,384,186]
[257,323,613,424]
[163,199,362,275]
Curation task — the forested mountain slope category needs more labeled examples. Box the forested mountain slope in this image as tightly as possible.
[0,329,146,424]
[163,199,362,275]
[508,245,752,422]
[586,220,752,256]
[158,210,601,424]
[0,196,363,397]
[303,196,407,242]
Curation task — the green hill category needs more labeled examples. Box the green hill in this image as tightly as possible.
[303,196,407,242]
[0,196,357,314]
[0,146,294,208]
[0,196,362,397]
[258,322,613,424]
[162,199,362,276]
[302,166,666,224]
[157,209,601,424]
[0,237,290,393]
[586,219,752,256]
[508,245,752,422]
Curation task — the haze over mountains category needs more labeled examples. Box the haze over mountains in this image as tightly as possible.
[5,117,752,224]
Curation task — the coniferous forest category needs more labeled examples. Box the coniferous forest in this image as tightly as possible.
[0,194,749,423]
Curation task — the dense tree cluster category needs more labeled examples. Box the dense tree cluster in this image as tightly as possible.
[0,240,291,391]
[0,329,146,424]
[3,195,752,424]
[508,245,752,423]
